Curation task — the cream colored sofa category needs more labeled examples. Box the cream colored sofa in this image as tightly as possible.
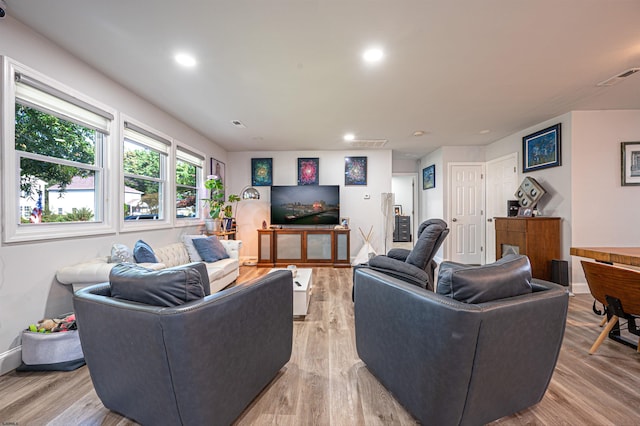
[56,238,242,293]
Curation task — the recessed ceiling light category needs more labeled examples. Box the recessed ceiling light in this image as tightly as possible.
[362,47,384,63]
[174,53,197,67]
[231,120,246,128]
[413,130,426,137]
[479,129,491,134]
[343,133,355,141]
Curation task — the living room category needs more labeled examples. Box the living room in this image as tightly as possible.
[1,1,640,424]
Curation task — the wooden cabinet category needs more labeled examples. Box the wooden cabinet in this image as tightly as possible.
[495,217,561,281]
[393,216,411,242]
[258,229,350,268]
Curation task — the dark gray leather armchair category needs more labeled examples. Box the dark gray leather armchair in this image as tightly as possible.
[353,267,568,426]
[73,269,293,426]
[360,219,449,291]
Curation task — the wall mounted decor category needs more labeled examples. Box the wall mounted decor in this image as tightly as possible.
[251,158,273,186]
[423,164,435,189]
[621,141,640,186]
[394,205,402,215]
[210,158,225,198]
[523,123,561,172]
[344,156,367,185]
[297,157,319,185]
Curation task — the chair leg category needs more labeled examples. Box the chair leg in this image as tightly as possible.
[590,315,619,355]
[599,316,607,327]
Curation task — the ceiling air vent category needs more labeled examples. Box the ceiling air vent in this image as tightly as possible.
[596,68,640,87]
[347,139,388,148]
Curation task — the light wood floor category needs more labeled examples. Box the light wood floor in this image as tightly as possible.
[1,267,639,425]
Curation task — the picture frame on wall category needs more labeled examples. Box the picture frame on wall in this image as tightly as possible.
[344,156,367,185]
[210,158,225,197]
[621,141,640,186]
[423,164,435,189]
[297,157,319,185]
[394,205,402,215]
[523,123,561,173]
[251,158,273,186]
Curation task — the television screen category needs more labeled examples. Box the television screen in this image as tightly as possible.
[270,185,340,225]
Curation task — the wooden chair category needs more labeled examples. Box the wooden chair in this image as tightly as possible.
[581,260,640,354]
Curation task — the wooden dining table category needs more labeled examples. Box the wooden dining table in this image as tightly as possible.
[570,246,640,267]
[571,246,640,351]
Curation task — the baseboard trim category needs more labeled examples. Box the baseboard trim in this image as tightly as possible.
[0,346,22,375]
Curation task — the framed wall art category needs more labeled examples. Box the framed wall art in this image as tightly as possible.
[394,205,402,215]
[621,141,640,186]
[344,156,367,185]
[210,158,225,197]
[297,157,319,185]
[251,158,273,186]
[422,164,435,189]
[523,123,561,173]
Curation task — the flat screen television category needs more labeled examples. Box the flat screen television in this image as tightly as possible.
[270,185,340,225]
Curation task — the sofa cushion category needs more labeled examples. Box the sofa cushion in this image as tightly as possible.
[133,240,157,263]
[109,243,134,263]
[436,254,532,303]
[109,263,205,307]
[182,234,208,262]
[192,237,230,262]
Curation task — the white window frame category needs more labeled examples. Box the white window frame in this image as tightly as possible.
[1,57,116,243]
[120,116,172,232]
[174,142,205,226]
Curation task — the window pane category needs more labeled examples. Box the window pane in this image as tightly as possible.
[176,187,197,218]
[176,160,197,187]
[123,140,160,178]
[15,103,97,165]
[124,177,161,219]
[19,158,96,224]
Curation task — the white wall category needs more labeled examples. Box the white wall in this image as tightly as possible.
[0,17,225,373]
[570,110,640,293]
[227,150,393,260]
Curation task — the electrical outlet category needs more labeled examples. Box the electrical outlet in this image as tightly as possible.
[364,193,370,200]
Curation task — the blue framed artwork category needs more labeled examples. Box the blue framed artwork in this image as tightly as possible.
[423,164,435,189]
[523,123,561,173]
[344,156,367,185]
[298,157,319,185]
[251,158,273,186]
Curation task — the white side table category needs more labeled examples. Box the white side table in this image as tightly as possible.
[269,268,313,317]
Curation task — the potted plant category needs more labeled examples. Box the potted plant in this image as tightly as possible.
[203,177,240,232]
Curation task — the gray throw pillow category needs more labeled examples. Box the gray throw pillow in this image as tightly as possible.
[109,263,205,307]
[192,237,230,262]
[133,240,157,263]
[109,243,134,263]
[436,254,533,303]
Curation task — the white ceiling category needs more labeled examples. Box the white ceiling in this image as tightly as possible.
[5,0,640,159]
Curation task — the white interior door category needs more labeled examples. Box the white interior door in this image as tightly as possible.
[448,163,485,265]
[485,153,518,263]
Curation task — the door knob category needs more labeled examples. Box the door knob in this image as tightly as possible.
[452,218,457,222]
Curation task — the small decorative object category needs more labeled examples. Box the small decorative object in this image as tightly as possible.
[523,123,561,172]
[287,264,298,277]
[262,220,268,229]
[345,156,367,185]
[423,164,435,189]
[621,141,640,186]
[252,158,273,186]
[514,177,546,209]
[517,207,533,217]
[394,205,402,215]
[297,157,319,185]
[340,217,350,228]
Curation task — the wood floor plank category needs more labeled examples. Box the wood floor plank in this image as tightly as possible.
[1,267,639,425]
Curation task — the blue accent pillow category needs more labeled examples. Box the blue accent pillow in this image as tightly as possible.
[133,240,157,263]
[192,237,230,262]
